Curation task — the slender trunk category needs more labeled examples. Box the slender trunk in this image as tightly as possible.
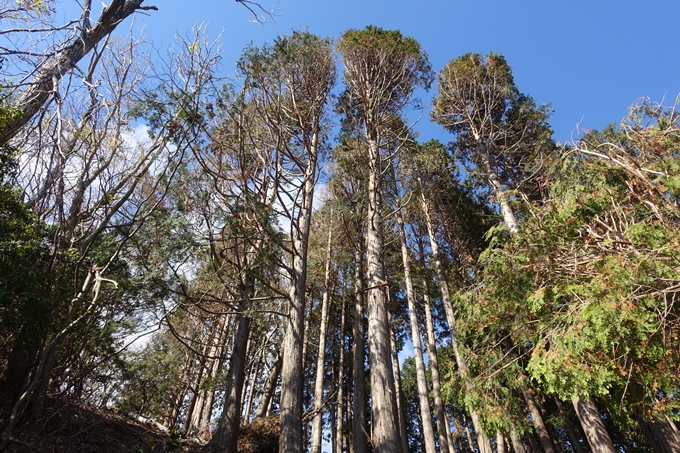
[203,295,252,453]
[352,246,368,453]
[571,395,616,453]
[521,388,556,453]
[199,318,231,437]
[443,412,456,453]
[498,433,506,453]
[243,349,262,423]
[254,352,282,419]
[240,337,254,412]
[365,136,402,453]
[390,322,410,453]
[279,138,318,453]
[183,363,205,433]
[509,424,527,453]
[554,396,586,453]
[171,370,191,427]
[424,291,453,453]
[335,289,347,453]
[463,421,476,453]
[480,151,519,235]
[420,192,490,453]
[394,179,437,453]
[524,432,540,453]
[348,389,355,453]
[311,217,335,453]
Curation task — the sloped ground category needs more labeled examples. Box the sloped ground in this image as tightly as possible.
[1,394,282,453]
[236,416,279,453]
[0,394,201,453]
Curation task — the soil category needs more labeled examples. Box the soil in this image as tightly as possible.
[0,394,202,453]
[1,394,282,453]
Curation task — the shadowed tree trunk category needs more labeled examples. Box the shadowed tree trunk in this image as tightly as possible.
[352,246,368,453]
[554,396,586,453]
[335,289,347,453]
[509,424,527,453]
[571,395,616,453]
[254,352,282,419]
[393,168,437,453]
[522,388,556,453]
[204,290,253,453]
[420,191,491,453]
[311,217,334,453]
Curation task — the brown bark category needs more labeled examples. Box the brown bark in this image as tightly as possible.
[335,290,347,453]
[352,246,368,453]
[242,349,262,423]
[390,322,410,453]
[635,413,680,453]
[279,139,318,453]
[424,292,453,453]
[497,433,507,453]
[203,297,252,453]
[394,178,437,453]
[571,395,616,453]
[522,388,556,453]
[420,191,491,453]
[509,425,527,453]
[311,217,334,453]
[554,396,586,453]
[254,352,282,419]
[365,136,402,453]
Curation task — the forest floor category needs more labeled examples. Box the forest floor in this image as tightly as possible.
[0,394,202,453]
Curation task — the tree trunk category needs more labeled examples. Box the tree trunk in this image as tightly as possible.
[636,414,666,453]
[394,181,437,453]
[365,136,402,453]
[352,246,368,453]
[203,296,252,453]
[254,352,282,419]
[424,292,453,453]
[335,290,347,453]
[199,317,231,437]
[554,396,586,453]
[463,421,476,453]
[498,433,507,453]
[635,413,680,453]
[650,415,680,453]
[242,349,262,423]
[571,395,616,453]
[279,137,318,453]
[183,363,205,433]
[480,152,519,235]
[390,322,410,453]
[524,432,540,453]
[522,388,556,453]
[311,217,335,453]
[509,424,527,453]
[420,192,491,453]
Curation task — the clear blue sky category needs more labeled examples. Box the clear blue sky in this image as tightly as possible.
[63,0,680,143]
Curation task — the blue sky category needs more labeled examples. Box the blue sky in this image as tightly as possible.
[76,0,680,145]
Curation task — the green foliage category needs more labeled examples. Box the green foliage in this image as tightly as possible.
[432,52,554,201]
[338,26,433,123]
[338,26,426,69]
[471,107,680,422]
